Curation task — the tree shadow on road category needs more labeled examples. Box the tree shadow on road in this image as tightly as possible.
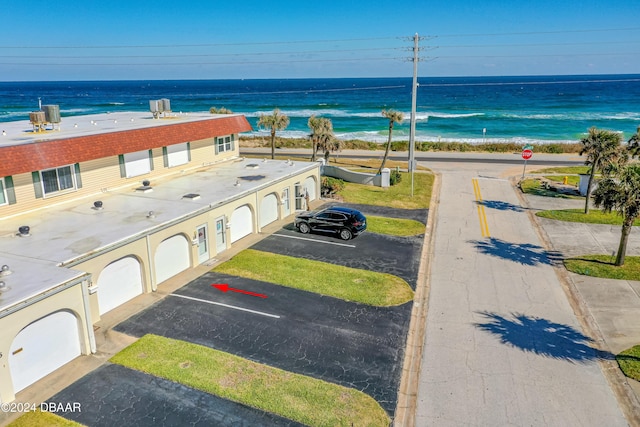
[474,311,614,363]
[476,200,525,212]
[469,237,564,266]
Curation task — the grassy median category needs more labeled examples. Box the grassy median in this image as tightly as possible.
[111,334,389,427]
[536,208,640,226]
[367,216,425,236]
[214,249,414,306]
[9,411,83,427]
[564,255,640,280]
[616,345,640,382]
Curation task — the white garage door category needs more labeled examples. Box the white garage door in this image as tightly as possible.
[10,311,81,393]
[231,205,253,243]
[155,235,190,284]
[97,256,143,315]
[304,176,317,200]
[259,193,279,228]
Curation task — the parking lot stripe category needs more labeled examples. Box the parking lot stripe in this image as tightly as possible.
[272,233,357,248]
[170,293,281,319]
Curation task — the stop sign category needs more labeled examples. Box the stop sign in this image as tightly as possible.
[522,149,533,160]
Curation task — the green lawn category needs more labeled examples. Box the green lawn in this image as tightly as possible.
[339,171,433,209]
[111,335,390,427]
[213,249,414,306]
[564,255,640,280]
[544,175,580,186]
[367,215,425,236]
[535,166,591,174]
[617,345,640,382]
[520,179,582,199]
[536,208,640,226]
[9,411,83,427]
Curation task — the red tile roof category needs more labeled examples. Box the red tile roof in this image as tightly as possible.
[0,115,252,177]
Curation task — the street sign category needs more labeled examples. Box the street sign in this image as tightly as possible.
[522,149,533,160]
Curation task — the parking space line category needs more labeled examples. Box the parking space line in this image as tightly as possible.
[272,233,357,248]
[170,293,281,319]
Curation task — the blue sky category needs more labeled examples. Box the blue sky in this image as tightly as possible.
[1,0,639,81]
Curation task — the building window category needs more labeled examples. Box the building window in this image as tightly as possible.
[0,178,7,206]
[41,165,76,195]
[120,150,153,178]
[215,135,234,154]
[164,142,190,167]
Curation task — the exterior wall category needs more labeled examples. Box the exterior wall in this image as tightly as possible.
[0,281,91,403]
[0,134,240,220]
[72,238,150,322]
[322,165,389,187]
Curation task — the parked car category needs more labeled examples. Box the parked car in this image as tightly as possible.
[294,206,367,240]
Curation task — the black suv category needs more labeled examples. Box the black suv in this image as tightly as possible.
[294,206,367,240]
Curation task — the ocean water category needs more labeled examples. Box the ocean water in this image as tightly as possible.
[1,75,639,145]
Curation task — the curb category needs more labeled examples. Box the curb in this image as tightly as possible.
[393,171,441,426]
[512,176,640,427]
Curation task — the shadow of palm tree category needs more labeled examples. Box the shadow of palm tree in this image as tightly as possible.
[474,311,614,363]
[476,200,525,212]
[469,237,564,266]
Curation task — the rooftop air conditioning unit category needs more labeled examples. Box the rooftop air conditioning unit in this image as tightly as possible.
[29,111,46,132]
[42,105,61,123]
[161,98,171,113]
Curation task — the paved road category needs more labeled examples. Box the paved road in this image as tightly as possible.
[415,165,627,425]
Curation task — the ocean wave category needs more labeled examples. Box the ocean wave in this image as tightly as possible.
[499,111,640,121]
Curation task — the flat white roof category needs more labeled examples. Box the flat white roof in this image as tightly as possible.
[0,111,232,148]
[0,156,319,312]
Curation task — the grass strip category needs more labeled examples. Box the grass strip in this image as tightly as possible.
[214,249,413,306]
[616,345,640,382]
[9,411,83,427]
[367,216,425,236]
[564,255,640,280]
[535,166,591,174]
[111,334,390,427]
[536,208,640,226]
[520,179,582,199]
[544,175,580,186]
[339,172,433,209]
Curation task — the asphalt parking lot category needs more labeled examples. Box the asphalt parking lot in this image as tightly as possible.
[49,364,303,427]
[52,204,427,424]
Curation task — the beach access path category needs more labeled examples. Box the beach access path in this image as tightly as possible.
[414,158,632,426]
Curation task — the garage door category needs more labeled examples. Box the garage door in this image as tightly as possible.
[97,256,143,315]
[259,193,279,228]
[304,176,317,200]
[231,205,253,243]
[155,235,190,284]
[10,311,81,393]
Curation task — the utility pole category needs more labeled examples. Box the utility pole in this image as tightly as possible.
[409,33,419,175]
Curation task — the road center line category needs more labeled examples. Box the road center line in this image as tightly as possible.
[169,293,281,319]
[272,233,356,248]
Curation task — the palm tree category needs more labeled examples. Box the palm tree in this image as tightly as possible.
[627,125,640,157]
[308,115,336,162]
[257,109,290,159]
[579,127,622,214]
[592,163,640,266]
[378,109,404,174]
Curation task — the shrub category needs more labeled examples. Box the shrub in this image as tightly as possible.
[390,170,402,186]
[321,177,345,197]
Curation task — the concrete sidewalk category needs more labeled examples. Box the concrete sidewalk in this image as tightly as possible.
[415,169,636,426]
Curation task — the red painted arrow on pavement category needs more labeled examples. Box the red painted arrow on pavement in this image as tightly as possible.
[211,283,267,299]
